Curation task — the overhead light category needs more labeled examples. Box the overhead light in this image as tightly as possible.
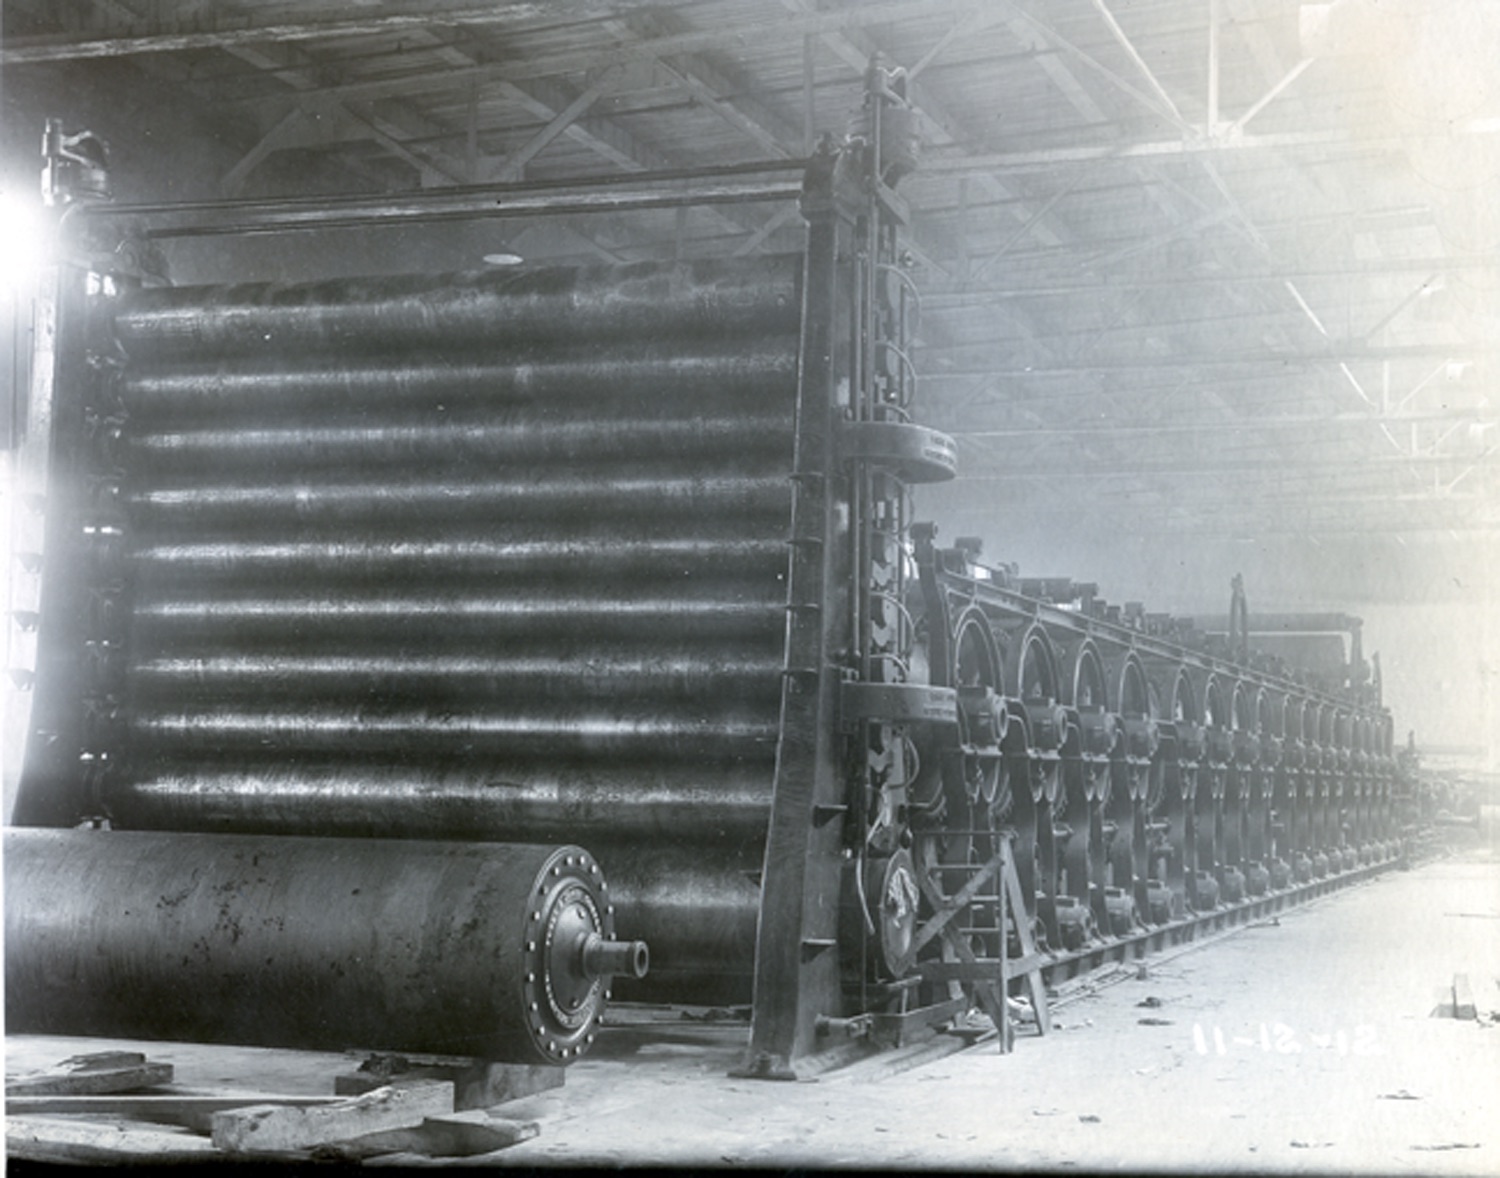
[483,251,524,266]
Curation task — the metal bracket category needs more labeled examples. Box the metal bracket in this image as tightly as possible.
[837,419,957,483]
[841,681,958,729]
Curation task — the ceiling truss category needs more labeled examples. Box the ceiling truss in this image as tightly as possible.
[3,0,1494,558]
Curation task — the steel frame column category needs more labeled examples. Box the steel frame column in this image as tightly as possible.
[10,242,121,829]
[741,141,862,1079]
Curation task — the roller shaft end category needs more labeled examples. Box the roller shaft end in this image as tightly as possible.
[581,933,650,980]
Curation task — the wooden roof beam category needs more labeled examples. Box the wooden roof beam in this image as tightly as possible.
[0,1,686,64]
[953,410,1500,440]
[1085,0,1191,130]
[397,29,766,250]
[218,42,474,192]
[921,340,1492,378]
[789,0,1077,253]
[72,0,430,195]
[921,120,1500,174]
[616,9,804,160]
[955,454,1500,478]
[491,67,623,182]
[132,1,981,109]
[921,258,1496,300]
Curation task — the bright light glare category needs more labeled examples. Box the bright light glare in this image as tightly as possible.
[0,193,48,288]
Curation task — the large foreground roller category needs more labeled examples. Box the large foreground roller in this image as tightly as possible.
[5,828,646,1064]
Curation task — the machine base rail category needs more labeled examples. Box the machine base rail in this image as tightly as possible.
[1034,850,1398,986]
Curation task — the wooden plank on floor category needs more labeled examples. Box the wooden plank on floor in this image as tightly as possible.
[5,1092,345,1131]
[6,1050,173,1096]
[212,1079,454,1154]
[321,1111,539,1161]
[337,1053,563,1109]
[1453,973,1477,1020]
[6,1115,218,1164]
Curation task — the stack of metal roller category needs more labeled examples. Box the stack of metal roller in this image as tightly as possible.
[29,258,810,1027]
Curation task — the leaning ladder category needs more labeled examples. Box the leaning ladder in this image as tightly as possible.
[912,835,1052,1052]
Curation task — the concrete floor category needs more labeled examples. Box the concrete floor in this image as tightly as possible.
[498,835,1500,1173]
[7,833,1498,1173]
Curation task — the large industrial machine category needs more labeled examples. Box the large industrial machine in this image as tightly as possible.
[5,67,1405,1078]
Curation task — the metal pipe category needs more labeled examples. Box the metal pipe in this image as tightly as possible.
[123,413,796,475]
[89,171,806,240]
[130,587,786,645]
[127,647,786,704]
[104,761,777,845]
[5,828,644,1063]
[87,158,806,219]
[112,259,801,358]
[130,538,789,587]
[126,475,794,530]
[126,704,781,763]
[118,344,799,423]
[125,182,801,239]
[602,848,762,1005]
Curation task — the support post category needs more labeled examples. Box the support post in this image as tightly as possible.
[739,140,863,1079]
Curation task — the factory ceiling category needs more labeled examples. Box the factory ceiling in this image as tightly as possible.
[1,0,1497,607]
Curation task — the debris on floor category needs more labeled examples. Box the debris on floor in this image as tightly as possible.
[6,1050,173,1096]
[335,1051,563,1110]
[1431,973,1480,1020]
[4,1055,542,1165]
[212,1079,456,1153]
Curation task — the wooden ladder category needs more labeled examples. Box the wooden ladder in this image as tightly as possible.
[912,835,1051,1052]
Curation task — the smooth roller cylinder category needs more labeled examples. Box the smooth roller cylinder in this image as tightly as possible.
[106,761,777,845]
[118,343,798,424]
[129,587,786,645]
[5,828,646,1064]
[124,411,796,476]
[130,536,790,583]
[603,848,762,1005]
[126,475,793,536]
[112,258,801,359]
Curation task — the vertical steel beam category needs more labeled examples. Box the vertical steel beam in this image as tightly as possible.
[740,145,861,1078]
[802,35,816,153]
[10,259,99,828]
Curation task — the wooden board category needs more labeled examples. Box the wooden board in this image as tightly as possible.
[6,1050,173,1096]
[212,1079,455,1154]
[320,1111,540,1161]
[1453,973,1478,1020]
[336,1053,563,1109]
[6,1092,344,1132]
[6,1115,217,1164]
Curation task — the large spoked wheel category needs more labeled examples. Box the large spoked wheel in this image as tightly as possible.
[953,608,1008,813]
[911,607,1006,1009]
